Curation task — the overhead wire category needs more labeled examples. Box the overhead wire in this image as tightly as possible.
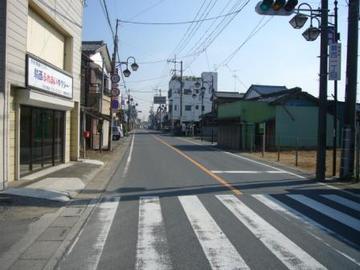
[183,0,250,71]
[117,5,254,26]
[219,16,273,67]
[175,0,219,56]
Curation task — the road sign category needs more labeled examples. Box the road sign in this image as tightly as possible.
[111,82,119,89]
[111,74,120,83]
[329,43,341,81]
[111,99,119,109]
[111,88,120,97]
[153,96,166,104]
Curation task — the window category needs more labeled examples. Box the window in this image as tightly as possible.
[20,106,64,176]
[195,105,199,110]
[202,105,205,111]
[185,105,192,111]
[174,105,177,111]
[184,89,192,95]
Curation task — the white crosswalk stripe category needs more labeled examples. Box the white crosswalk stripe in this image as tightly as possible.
[320,194,360,212]
[61,193,360,270]
[85,197,120,270]
[252,194,360,267]
[217,194,326,270]
[288,194,360,231]
[179,195,250,270]
[135,196,172,270]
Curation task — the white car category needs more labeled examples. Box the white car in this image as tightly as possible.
[112,126,123,140]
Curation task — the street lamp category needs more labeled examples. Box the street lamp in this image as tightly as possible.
[118,56,139,78]
[302,25,321,41]
[289,13,308,28]
[195,77,214,141]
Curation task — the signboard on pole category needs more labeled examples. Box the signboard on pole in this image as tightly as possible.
[329,43,341,81]
[153,96,166,104]
[111,99,119,110]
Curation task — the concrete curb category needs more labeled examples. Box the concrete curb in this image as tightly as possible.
[4,136,132,270]
[43,136,132,269]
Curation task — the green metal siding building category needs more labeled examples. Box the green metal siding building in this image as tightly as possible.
[217,87,339,150]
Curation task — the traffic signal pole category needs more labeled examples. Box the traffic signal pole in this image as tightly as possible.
[340,0,359,179]
[332,0,339,177]
[315,0,329,181]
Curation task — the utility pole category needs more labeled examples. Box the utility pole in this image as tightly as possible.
[332,0,339,176]
[108,19,119,151]
[340,0,359,179]
[315,0,329,181]
[168,57,183,128]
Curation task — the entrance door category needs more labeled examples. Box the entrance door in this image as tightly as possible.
[20,106,65,176]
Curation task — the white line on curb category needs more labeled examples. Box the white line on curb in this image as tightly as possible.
[123,134,135,177]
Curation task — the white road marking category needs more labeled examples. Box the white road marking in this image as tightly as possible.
[179,196,249,270]
[320,194,360,212]
[136,196,172,270]
[217,195,326,270]
[253,194,360,266]
[177,137,360,198]
[288,194,360,231]
[211,170,284,174]
[85,197,120,270]
[123,133,135,177]
[177,136,306,179]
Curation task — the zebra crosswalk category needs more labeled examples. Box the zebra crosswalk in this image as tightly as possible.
[60,192,360,270]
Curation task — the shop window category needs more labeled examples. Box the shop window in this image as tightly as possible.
[20,105,64,176]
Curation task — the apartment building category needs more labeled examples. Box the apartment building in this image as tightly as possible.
[0,0,84,189]
[168,72,218,127]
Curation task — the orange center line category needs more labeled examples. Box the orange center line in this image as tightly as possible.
[153,135,242,196]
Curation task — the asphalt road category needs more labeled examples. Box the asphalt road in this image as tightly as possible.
[57,130,360,270]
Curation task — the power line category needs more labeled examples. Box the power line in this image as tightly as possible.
[219,16,273,67]
[175,0,219,56]
[183,0,242,60]
[184,0,250,71]
[116,6,250,25]
[127,0,167,20]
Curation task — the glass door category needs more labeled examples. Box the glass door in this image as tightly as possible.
[20,106,65,176]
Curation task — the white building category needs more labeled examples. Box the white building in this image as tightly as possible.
[168,72,217,126]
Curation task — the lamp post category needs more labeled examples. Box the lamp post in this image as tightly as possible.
[195,77,214,141]
[288,1,334,181]
[116,57,139,134]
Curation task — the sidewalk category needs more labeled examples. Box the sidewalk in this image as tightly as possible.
[0,136,131,270]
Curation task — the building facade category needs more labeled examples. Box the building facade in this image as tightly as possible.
[81,41,112,153]
[168,72,217,128]
[0,0,84,189]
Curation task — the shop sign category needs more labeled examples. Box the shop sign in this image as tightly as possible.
[26,55,73,98]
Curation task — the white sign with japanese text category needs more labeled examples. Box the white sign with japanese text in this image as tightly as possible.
[27,55,73,98]
[328,43,341,81]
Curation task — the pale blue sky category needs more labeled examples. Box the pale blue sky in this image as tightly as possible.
[83,0,355,119]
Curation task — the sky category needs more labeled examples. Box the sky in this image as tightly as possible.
[82,0,357,120]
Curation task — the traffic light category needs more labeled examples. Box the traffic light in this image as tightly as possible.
[284,0,298,11]
[259,0,273,11]
[255,0,298,15]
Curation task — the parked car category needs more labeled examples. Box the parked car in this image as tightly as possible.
[112,126,123,140]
